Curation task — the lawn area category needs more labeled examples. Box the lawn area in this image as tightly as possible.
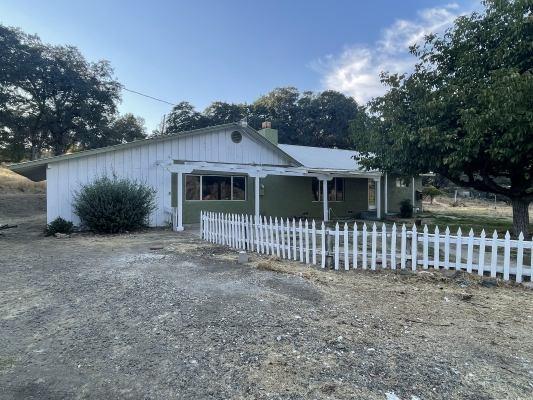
[418,196,533,237]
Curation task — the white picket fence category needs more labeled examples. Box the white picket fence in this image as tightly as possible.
[200,211,533,283]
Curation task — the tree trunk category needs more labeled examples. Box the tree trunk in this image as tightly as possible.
[511,198,530,239]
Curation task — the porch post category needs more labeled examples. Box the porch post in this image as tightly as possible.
[384,173,388,215]
[376,177,382,219]
[176,171,184,231]
[255,175,260,219]
[412,176,416,213]
[322,178,329,222]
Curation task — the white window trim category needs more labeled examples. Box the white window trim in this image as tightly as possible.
[185,174,247,202]
[396,178,408,188]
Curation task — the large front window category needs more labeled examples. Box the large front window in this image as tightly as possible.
[185,175,246,201]
[312,178,345,202]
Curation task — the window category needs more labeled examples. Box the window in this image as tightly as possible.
[396,178,407,188]
[185,175,246,201]
[312,178,345,202]
[368,179,376,210]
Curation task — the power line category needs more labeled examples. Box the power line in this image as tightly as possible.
[120,85,176,106]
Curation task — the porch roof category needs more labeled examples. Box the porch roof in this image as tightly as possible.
[165,160,381,179]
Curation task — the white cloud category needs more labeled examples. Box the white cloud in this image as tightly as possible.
[313,3,468,105]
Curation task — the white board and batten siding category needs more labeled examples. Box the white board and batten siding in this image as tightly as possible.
[46,127,290,226]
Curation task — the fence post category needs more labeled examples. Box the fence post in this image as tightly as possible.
[400,224,406,269]
[467,228,474,273]
[321,221,326,268]
[353,223,358,270]
[200,211,203,239]
[362,224,368,270]
[433,226,440,270]
[344,223,349,270]
[455,227,462,271]
[391,224,397,270]
[444,227,450,269]
[334,222,340,270]
[478,229,486,276]
[411,224,418,271]
[490,231,498,277]
[503,231,511,280]
[422,225,429,269]
[371,223,377,270]
[516,232,524,283]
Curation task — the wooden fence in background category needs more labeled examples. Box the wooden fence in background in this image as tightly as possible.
[200,211,532,283]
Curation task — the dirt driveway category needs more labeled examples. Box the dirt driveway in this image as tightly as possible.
[1,194,532,400]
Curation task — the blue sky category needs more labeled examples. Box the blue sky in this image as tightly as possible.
[1,0,474,131]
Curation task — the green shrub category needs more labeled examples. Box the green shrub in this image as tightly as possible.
[45,217,74,236]
[399,199,413,218]
[422,185,443,204]
[73,176,156,233]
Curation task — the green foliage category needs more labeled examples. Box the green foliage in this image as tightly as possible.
[160,88,360,149]
[73,177,156,234]
[422,186,444,203]
[351,0,532,236]
[399,199,413,218]
[44,217,74,236]
[81,113,147,149]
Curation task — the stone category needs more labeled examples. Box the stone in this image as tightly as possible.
[237,251,249,264]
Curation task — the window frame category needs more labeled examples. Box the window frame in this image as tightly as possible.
[312,177,345,202]
[184,174,247,201]
[396,178,408,188]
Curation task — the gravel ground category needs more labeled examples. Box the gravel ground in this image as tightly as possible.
[1,194,532,400]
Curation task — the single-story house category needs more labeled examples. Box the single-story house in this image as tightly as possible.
[8,122,421,231]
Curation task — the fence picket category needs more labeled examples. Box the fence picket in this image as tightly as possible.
[353,223,358,269]
[400,224,406,269]
[258,216,263,253]
[286,218,291,259]
[344,223,349,270]
[321,222,326,268]
[490,231,498,277]
[280,218,286,258]
[371,223,377,270]
[269,217,275,255]
[444,227,450,269]
[433,226,440,270]
[467,228,474,273]
[391,224,397,270]
[411,225,417,271]
[516,233,524,283]
[478,229,486,276]
[503,231,511,280]
[299,219,304,262]
[292,219,297,260]
[362,224,368,270]
[422,225,429,269]
[334,223,340,270]
[455,228,462,271]
[305,220,310,264]
[311,220,317,265]
[274,218,280,257]
[381,223,387,269]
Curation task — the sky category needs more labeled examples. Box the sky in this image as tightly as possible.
[1,0,476,131]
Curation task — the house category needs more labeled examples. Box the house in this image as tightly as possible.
[8,122,421,230]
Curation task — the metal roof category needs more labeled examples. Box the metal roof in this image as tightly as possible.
[8,123,301,181]
[277,144,365,171]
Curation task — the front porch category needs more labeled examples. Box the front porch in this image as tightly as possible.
[166,161,385,231]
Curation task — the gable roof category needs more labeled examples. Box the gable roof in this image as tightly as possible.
[8,123,301,181]
[278,144,364,172]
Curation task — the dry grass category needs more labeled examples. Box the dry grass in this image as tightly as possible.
[0,166,45,194]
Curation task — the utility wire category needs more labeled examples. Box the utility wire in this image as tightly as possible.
[120,85,176,106]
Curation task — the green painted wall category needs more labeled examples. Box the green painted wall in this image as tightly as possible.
[260,176,368,220]
[181,176,255,224]
[176,173,422,224]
